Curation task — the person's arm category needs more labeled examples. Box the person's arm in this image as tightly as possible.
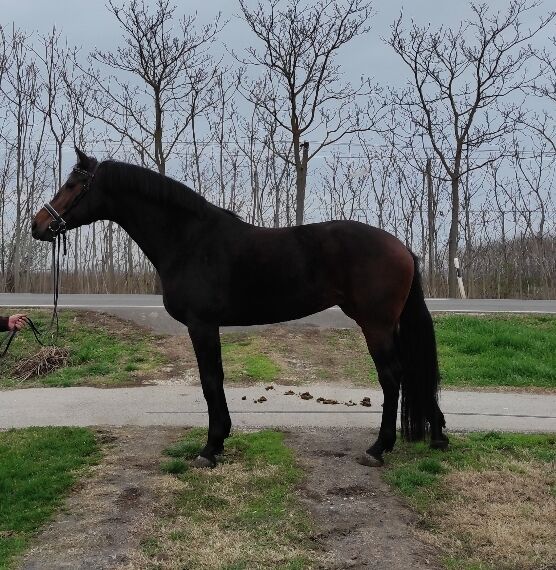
[0,316,10,332]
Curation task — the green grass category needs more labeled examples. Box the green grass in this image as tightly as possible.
[434,314,556,388]
[151,428,316,568]
[218,315,556,388]
[0,309,166,388]
[221,336,281,382]
[0,427,98,569]
[2,310,554,390]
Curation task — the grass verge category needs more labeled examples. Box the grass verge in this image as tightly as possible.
[221,335,281,382]
[218,314,556,389]
[435,314,556,389]
[0,309,166,388]
[0,427,98,569]
[134,428,317,569]
[384,432,556,569]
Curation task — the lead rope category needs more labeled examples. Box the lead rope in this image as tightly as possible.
[49,230,67,338]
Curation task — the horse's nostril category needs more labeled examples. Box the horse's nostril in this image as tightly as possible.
[31,220,37,231]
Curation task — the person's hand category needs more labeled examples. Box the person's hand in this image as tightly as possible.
[8,314,27,331]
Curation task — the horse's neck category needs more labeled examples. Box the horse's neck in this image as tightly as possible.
[109,183,201,274]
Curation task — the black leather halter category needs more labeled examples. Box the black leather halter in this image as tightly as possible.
[44,163,100,237]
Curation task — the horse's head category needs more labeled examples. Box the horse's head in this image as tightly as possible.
[32,147,102,241]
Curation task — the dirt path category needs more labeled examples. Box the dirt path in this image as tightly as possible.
[19,427,439,570]
[287,428,441,570]
[19,426,182,570]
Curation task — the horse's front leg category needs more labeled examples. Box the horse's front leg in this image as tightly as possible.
[188,322,231,468]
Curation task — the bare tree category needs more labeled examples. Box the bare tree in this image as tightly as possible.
[239,0,380,225]
[388,0,555,296]
[83,0,222,176]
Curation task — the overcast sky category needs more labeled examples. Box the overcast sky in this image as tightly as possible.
[2,0,547,91]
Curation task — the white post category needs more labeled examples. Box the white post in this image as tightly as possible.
[453,257,467,299]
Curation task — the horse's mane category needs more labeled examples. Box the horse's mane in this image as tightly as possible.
[103,160,240,220]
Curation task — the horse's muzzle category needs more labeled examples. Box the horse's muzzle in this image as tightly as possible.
[31,218,55,242]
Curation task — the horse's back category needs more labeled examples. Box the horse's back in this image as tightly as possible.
[232,219,414,325]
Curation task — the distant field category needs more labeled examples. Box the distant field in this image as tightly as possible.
[0,310,554,390]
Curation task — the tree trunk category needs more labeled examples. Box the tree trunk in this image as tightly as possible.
[154,92,165,176]
[295,141,309,226]
[191,106,203,195]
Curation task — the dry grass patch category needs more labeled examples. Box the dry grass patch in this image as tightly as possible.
[438,465,555,570]
[384,432,556,570]
[124,428,319,570]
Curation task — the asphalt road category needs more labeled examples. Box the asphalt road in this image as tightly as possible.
[1,293,555,334]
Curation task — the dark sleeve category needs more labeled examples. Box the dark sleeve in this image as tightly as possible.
[0,317,10,332]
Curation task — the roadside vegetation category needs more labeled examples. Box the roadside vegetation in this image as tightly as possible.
[133,428,317,569]
[384,432,556,570]
[0,427,98,570]
[0,309,166,388]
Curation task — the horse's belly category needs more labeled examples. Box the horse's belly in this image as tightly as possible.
[221,297,334,326]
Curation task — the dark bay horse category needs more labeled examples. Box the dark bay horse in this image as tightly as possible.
[32,148,448,467]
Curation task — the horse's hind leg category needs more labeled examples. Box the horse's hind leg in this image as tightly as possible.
[356,324,402,467]
[188,322,232,468]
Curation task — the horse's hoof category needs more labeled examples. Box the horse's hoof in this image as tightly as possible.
[191,455,216,468]
[430,437,449,451]
[356,452,384,467]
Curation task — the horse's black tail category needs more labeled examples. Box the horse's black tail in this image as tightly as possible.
[398,252,442,441]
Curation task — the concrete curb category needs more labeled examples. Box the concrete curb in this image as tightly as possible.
[1,384,555,432]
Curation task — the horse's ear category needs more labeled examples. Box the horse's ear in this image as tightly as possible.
[75,146,89,166]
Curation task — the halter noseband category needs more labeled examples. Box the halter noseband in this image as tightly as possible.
[44,163,100,237]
